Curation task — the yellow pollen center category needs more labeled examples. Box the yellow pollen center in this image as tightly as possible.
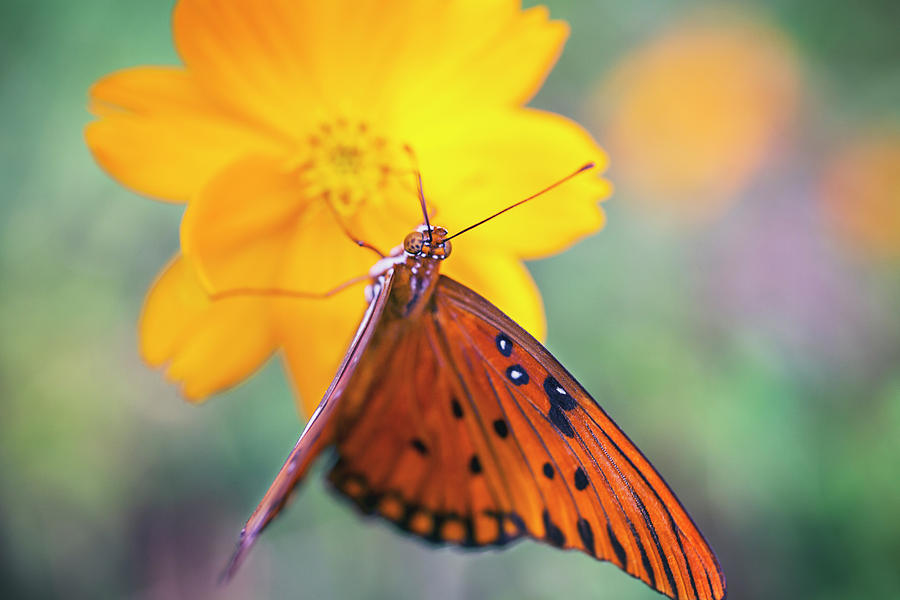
[299,119,406,218]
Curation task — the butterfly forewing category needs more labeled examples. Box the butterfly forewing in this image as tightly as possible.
[327,275,725,600]
[437,276,726,600]
[221,271,397,581]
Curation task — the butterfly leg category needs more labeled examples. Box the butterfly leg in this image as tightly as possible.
[208,274,371,302]
[321,196,386,258]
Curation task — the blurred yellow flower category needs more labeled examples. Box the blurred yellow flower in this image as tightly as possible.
[820,133,900,259]
[86,0,610,414]
[595,13,800,223]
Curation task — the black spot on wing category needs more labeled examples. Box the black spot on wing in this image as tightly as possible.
[399,504,424,530]
[468,454,482,475]
[483,510,526,546]
[542,509,565,547]
[505,364,529,385]
[577,518,596,556]
[495,333,513,357]
[548,404,575,437]
[451,398,464,418]
[542,462,554,479]
[427,513,446,543]
[544,375,576,410]
[360,490,382,514]
[461,515,477,547]
[507,512,526,534]
[608,524,628,568]
[410,438,428,455]
[574,467,589,491]
[492,419,509,438]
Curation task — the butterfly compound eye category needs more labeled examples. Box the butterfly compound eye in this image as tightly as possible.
[403,231,426,255]
[404,226,452,258]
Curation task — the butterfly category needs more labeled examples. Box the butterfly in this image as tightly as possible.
[220,164,727,600]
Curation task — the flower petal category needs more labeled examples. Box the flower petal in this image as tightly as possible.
[182,155,376,293]
[413,108,611,258]
[140,255,276,400]
[86,66,286,201]
[279,285,369,417]
[377,3,570,119]
[443,249,546,342]
[180,155,305,292]
[173,0,322,137]
[172,0,568,133]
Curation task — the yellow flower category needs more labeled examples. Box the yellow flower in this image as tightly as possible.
[594,11,800,223]
[86,0,610,415]
[820,132,900,259]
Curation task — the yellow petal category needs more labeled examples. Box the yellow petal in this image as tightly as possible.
[86,66,286,201]
[279,284,369,417]
[180,155,308,292]
[376,3,569,119]
[182,154,376,293]
[412,108,610,258]
[173,0,321,137]
[279,206,387,295]
[172,0,567,133]
[443,249,546,342]
[140,255,276,400]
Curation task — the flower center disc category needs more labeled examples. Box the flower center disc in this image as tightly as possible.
[301,119,406,218]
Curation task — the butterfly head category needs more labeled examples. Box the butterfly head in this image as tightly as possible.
[403,225,452,260]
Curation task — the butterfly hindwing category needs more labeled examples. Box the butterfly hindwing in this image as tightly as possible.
[329,310,524,547]
[328,275,725,600]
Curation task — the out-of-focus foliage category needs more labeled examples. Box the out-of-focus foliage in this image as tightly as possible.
[1,1,898,599]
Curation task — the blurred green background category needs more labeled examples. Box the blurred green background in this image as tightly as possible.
[2,0,899,598]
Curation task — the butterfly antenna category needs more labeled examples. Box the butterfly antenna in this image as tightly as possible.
[403,145,433,242]
[444,163,595,242]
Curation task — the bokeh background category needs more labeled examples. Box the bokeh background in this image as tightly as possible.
[2,0,899,598]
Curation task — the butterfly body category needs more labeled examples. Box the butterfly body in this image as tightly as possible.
[224,224,726,600]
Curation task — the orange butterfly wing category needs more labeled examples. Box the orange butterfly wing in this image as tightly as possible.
[221,270,397,581]
[328,275,726,600]
[224,266,725,600]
